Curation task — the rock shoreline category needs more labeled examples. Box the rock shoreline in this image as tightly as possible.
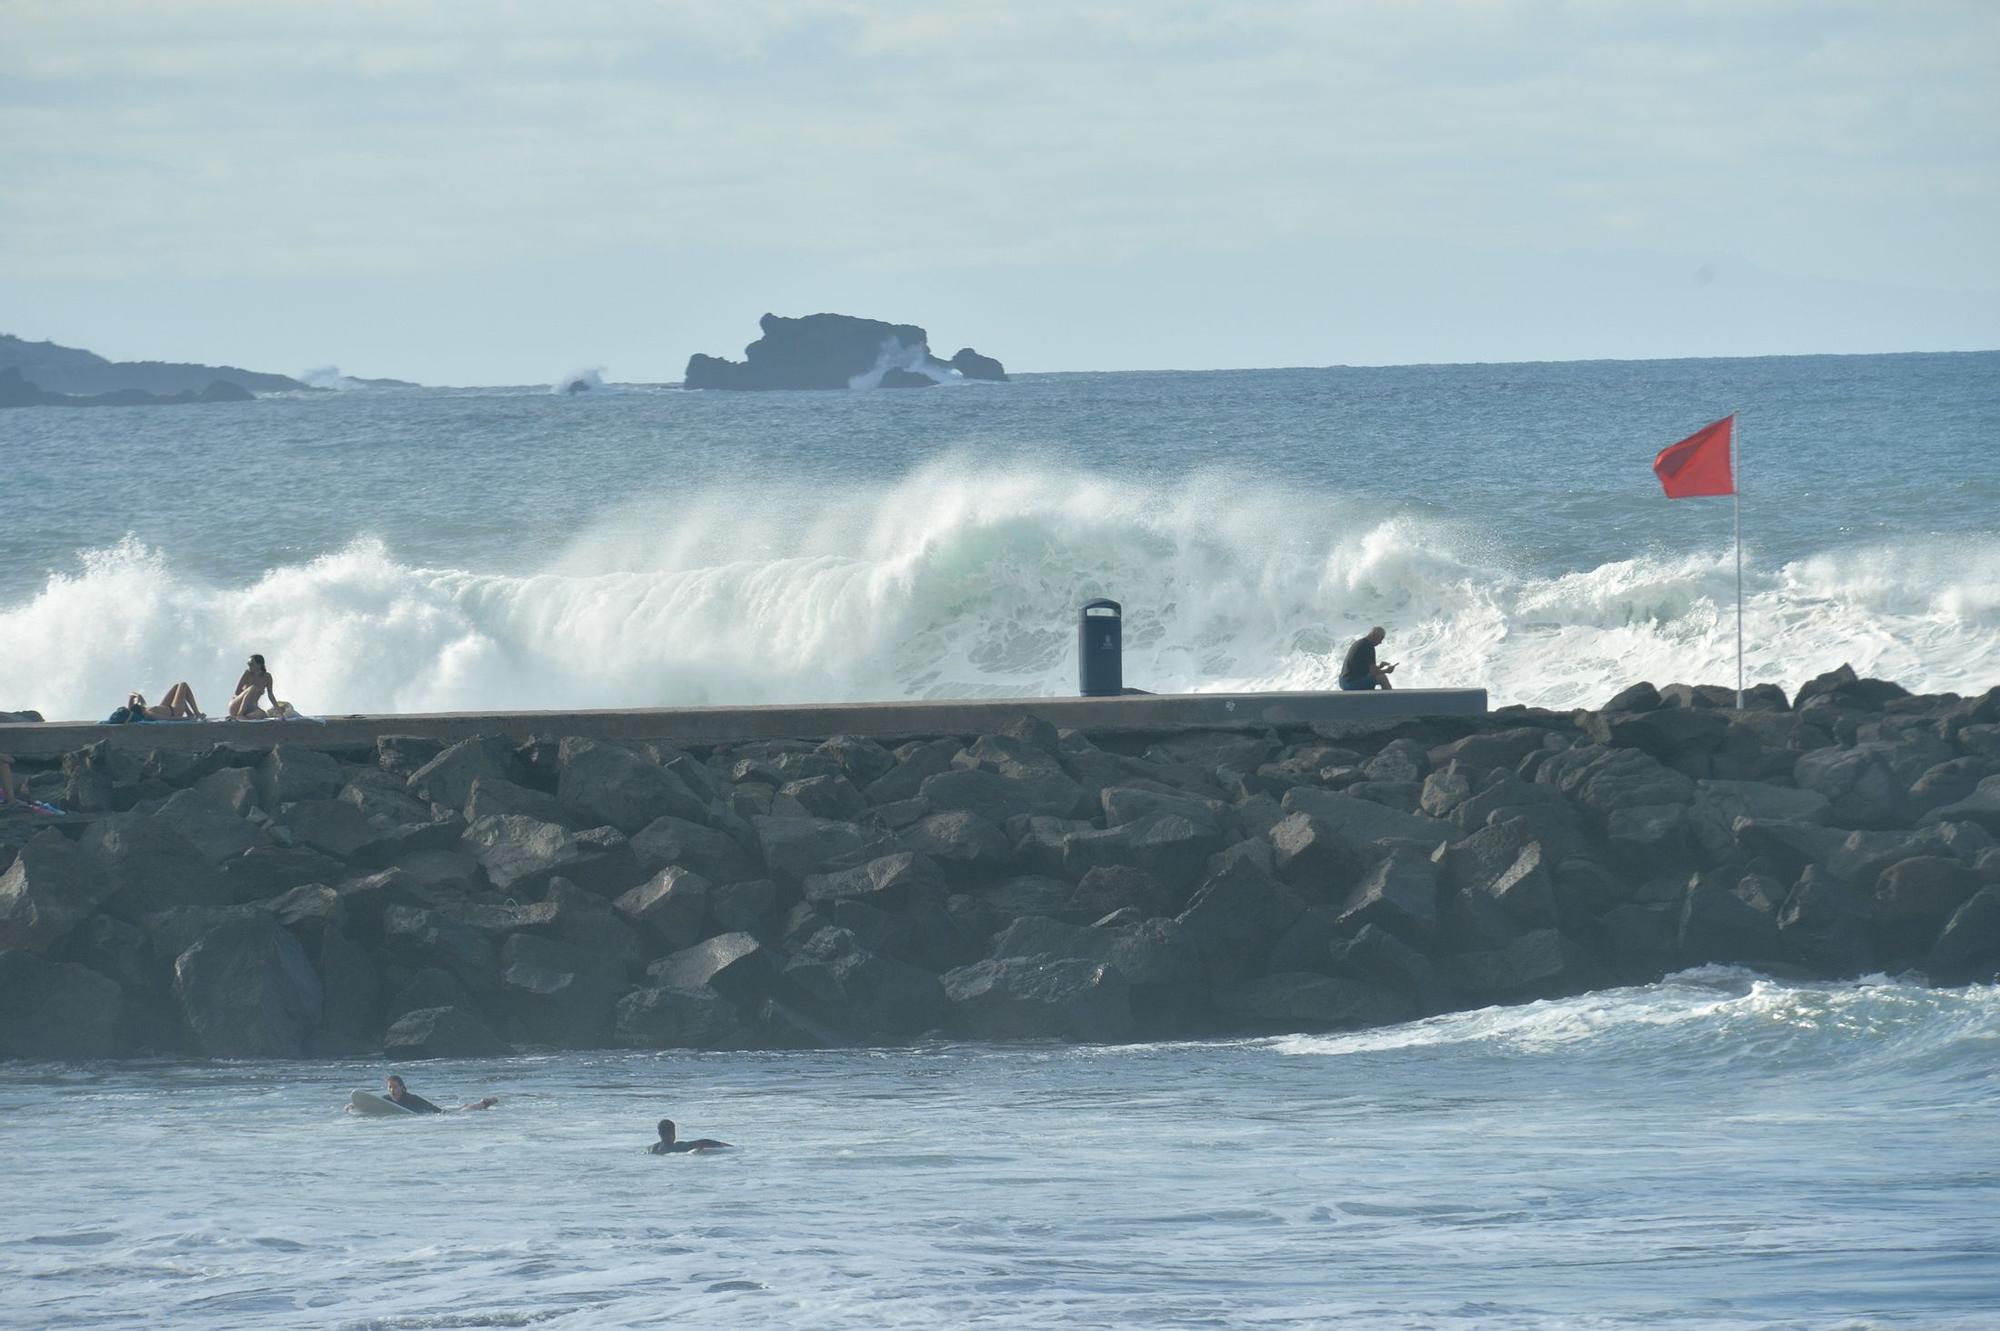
[3,665,1997,1062]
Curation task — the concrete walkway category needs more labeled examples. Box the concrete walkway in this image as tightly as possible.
[0,688,1488,760]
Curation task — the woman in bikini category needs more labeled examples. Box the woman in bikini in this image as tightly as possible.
[227,654,286,719]
[129,682,204,720]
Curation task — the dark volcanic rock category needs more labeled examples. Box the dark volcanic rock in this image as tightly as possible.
[558,737,708,833]
[1215,972,1410,1032]
[939,956,1132,1041]
[685,313,1005,390]
[383,1005,511,1058]
[0,831,111,954]
[172,917,323,1058]
[646,932,786,1008]
[0,953,126,1059]
[613,985,745,1049]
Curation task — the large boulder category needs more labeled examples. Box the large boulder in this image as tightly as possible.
[1873,856,1982,962]
[1058,813,1226,892]
[279,798,381,862]
[0,831,110,954]
[172,917,323,1057]
[1328,924,1449,1012]
[1535,744,1696,820]
[1776,865,1875,976]
[612,985,745,1049]
[613,866,712,950]
[1919,775,2000,835]
[382,1005,511,1058]
[864,737,963,806]
[1677,872,1785,966]
[1175,856,1306,985]
[317,927,382,1043]
[920,765,1084,823]
[782,926,950,1038]
[497,933,622,1047]
[464,775,570,827]
[646,932,786,1008]
[899,810,1011,869]
[460,814,580,893]
[939,956,1132,1041]
[1280,788,1448,854]
[150,788,268,862]
[407,736,523,812]
[0,953,126,1059]
[1687,781,1831,857]
[631,814,764,883]
[1792,744,1905,828]
[257,746,345,810]
[986,914,1205,1028]
[771,775,868,823]
[383,906,498,994]
[83,815,229,918]
[1448,928,1589,1000]
[1215,972,1410,1033]
[1335,848,1440,946]
[1067,865,1173,919]
[1927,887,2000,984]
[802,852,943,910]
[557,737,708,833]
[754,816,886,884]
[1583,708,1730,762]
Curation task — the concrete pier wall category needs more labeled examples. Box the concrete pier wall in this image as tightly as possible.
[0,689,1489,761]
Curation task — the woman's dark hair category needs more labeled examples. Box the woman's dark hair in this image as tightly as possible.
[249,654,266,671]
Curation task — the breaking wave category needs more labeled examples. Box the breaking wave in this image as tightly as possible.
[2,464,1997,720]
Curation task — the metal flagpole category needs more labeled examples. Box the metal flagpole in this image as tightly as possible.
[1733,412,1744,710]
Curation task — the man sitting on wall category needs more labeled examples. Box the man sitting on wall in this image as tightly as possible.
[1339,626,1396,691]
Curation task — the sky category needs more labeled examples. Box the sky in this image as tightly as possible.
[1,0,1995,384]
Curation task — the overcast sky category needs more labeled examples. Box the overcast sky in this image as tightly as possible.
[2,1,1995,384]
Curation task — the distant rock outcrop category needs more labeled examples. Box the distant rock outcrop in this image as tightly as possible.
[685,313,1007,390]
[0,333,307,397]
[0,367,254,410]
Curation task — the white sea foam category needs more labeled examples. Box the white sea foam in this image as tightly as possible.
[1,463,1996,719]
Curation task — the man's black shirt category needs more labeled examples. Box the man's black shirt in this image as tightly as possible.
[392,1091,443,1114]
[1340,636,1377,685]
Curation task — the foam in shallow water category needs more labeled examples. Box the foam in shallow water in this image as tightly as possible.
[3,462,1998,719]
[2,975,1995,1329]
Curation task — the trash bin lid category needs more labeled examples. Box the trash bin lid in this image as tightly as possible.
[1081,598,1121,616]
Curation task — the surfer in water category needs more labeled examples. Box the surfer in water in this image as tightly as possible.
[383,1074,497,1114]
[648,1118,730,1154]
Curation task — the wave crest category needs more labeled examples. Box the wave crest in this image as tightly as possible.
[1,464,1997,719]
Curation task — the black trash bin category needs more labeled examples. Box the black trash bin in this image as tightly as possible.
[1078,599,1123,696]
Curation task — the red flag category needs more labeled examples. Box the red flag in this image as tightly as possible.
[1653,415,1735,498]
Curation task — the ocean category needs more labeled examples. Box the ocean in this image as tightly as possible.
[2,351,1997,721]
[4,971,1995,1329]
[3,353,1997,1329]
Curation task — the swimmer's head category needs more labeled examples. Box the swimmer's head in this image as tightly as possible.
[657,1118,676,1143]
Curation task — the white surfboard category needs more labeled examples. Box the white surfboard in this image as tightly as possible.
[348,1089,418,1117]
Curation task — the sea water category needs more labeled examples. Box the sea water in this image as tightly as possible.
[1,352,1997,720]
[3,355,1998,1328]
[2,971,1995,1329]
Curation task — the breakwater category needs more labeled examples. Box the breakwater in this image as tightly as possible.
[2,669,1996,1061]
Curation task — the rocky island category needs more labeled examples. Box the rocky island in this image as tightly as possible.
[0,333,420,407]
[0,366,254,409]
[2,666,1996,1062]
[685,313,1007,390]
